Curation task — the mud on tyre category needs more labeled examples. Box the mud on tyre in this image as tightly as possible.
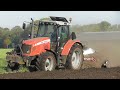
[65,43,84,70]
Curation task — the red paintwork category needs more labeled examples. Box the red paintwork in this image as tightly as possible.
[22,37,50,56]
[61,39,81,55]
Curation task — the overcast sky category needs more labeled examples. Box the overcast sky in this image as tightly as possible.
[0,11,120,29]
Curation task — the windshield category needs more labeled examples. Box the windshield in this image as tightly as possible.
[37,23,56,37]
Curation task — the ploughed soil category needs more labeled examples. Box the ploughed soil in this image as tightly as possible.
[0,67,120,79]
[0,31,120,79]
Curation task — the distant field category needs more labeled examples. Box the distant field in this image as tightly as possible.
[77,31,120,67]
[0,49,13,74]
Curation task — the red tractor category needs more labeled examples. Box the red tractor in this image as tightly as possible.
[6,16,84,71]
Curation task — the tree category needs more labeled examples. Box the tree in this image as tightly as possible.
[3,37,11,48]
[4,28,9,31]
[99,21,111,31]
[10,26,23,45]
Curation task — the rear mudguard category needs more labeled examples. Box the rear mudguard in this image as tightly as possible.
[61,39,83,56]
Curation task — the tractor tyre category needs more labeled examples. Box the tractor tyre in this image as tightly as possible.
[37,52,56,71]
[65,44,84,70]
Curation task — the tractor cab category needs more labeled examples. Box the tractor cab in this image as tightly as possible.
[35,16,76,52]
[37,17,72,47]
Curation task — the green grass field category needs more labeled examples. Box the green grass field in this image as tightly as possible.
[0,49,29,74]
[0,49,13,74]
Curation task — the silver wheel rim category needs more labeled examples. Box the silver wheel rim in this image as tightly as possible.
[71,51,81,69]
[45,58,53,71]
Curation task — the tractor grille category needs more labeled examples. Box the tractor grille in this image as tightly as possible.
[22,44,31,54]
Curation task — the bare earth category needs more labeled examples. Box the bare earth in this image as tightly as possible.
[78,31,120,67]
[0,31,120,79]
[0,68,120,79]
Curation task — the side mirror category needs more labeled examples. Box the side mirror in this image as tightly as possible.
[71,32,76,40]
[22,23,26,29]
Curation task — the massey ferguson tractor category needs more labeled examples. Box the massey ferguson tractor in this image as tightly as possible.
[6,16,84,72]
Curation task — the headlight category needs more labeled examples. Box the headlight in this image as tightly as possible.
[22,44,31,54]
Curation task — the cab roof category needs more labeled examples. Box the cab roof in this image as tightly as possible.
[40,16,71,25]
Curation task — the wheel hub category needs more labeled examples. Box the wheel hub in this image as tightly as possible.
[71,51,81,69]
[45,58,53,71]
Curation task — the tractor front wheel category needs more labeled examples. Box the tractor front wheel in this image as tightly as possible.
[37,52,56,71]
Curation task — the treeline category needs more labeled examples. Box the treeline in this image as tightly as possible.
[0,20,120,48]
[71,21,120,33]
[0,26,31,48]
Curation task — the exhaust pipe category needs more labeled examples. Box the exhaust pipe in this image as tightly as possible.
[31,18,34,39]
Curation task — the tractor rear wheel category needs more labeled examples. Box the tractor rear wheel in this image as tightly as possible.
[65,44,84,70]
[37,52,56,71]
